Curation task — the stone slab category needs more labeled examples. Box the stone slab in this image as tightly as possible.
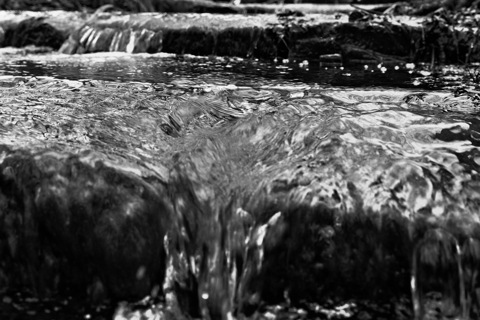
[2,9,477,64]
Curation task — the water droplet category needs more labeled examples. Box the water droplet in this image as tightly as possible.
[136,266,147,280]
[145,309,154,318]
[202,293,209,300]
[2,296,12,304]
[474,156,480,166]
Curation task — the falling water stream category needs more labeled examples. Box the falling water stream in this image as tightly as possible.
[0,51,479,320]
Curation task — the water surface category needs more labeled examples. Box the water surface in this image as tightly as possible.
[0,51,479,320]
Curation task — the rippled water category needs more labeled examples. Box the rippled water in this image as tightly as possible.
[0,50,449,88]
[1,51,480,320]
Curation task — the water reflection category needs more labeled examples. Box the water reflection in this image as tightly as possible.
[0,52,433,89]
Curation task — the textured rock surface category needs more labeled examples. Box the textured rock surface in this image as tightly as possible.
[0,147,171,300]
[1,9,479,64]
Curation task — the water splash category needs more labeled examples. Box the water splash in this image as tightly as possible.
[410,228,480,320]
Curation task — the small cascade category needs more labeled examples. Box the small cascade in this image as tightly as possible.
[60,25,162,54]
[461,238,480,319]
[158,121,294,319]
[162,197,286,319]
[412,229,480,320]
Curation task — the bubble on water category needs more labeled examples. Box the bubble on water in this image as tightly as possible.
[144,309,154,318]
[2,296,12,304]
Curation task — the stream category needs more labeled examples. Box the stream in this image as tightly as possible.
[0,51,480,320]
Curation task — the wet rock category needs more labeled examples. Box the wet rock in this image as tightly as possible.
[0,147,172,300]
[0,11,87,49]
[0,0,245,13]
[0,77,179,300]
[293,37,340,60]
[3,17,66,49]
[1,8,479,64]
[340,44,406,66]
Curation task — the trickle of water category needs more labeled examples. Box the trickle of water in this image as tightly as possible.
[411,227,480,320]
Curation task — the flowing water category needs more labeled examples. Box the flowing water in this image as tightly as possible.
[0,51,480,320]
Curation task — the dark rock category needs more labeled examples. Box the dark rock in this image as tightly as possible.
[0,9,479,64]
[0,147,172,300]
[3,17,66,49]
[293,37,340,60]
[333,21,415,58]
[340,44,406,66]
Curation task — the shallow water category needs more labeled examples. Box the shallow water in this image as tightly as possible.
[0,52,480,320]
[0,51,449,88]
